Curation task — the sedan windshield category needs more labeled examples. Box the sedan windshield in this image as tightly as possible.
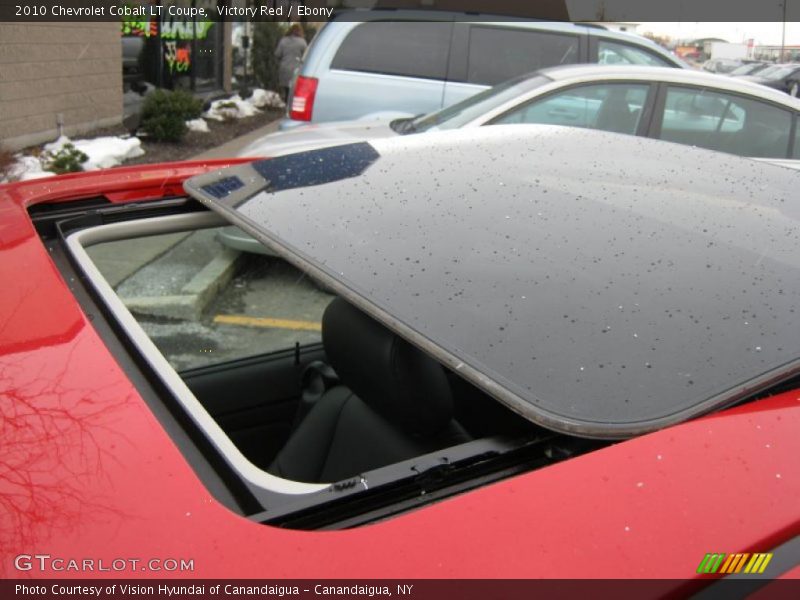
[408,74,552,133]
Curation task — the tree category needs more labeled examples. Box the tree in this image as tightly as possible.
[252,22,285,92]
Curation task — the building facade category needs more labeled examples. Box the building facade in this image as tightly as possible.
[122,1,233,95]
[0,22,123,151]
[1,1,234,152]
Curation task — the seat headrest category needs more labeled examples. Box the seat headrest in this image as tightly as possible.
[322,298,453,437]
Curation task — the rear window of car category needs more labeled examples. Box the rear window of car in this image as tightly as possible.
[330,21,452,80]
[597,39,674,67]
[465,26,579,86]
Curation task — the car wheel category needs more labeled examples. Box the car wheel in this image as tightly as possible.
[790,82,799,97]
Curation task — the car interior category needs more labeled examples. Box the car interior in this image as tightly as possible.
[54,208,551,513]
[183,294,535,484]
[594,87,642,133]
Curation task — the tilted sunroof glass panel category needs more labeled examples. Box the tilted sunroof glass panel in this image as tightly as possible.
[185,126,800,437]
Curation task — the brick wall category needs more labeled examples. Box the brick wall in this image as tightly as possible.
[0,22,123,151]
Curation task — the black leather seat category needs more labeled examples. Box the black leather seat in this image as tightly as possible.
[595,88,638,134]
[269,298,471,483]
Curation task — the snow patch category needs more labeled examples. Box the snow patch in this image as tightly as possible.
[2,134,145,183]
[204,95,261,121]
[248,88,285,110]
[45,135,144,170]
[186,118,210,133]
[3,155,57,182]
[204,89,284,121]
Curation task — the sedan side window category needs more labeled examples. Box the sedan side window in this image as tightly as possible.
[598,40,674,67]
[492,83,649,136]
[659,86,792,158]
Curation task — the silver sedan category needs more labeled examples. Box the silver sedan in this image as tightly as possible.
[241,64,800,169]
[224,65,800,253]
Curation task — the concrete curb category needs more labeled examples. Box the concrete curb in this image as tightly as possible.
[121,248,241,320]
[112,119,280,319]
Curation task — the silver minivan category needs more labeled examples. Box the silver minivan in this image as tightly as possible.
[284,12,685,128]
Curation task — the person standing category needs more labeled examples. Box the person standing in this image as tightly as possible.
[275,24,307,102]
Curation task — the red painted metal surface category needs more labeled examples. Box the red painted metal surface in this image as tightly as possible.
[1,159,251,207]
[1,166,798,586]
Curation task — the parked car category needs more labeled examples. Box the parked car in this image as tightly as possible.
[246,65,800,166]
[701,58,745,74]
[283,12,685,129]
[227,64,800,255]
[729,61,772,77]
[742,63,800,95]
[2,127,798,582]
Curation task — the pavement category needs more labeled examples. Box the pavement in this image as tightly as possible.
[88,115,291,335]
[190,118,283,159]
[114,229,242,321]
[87,231,191,288]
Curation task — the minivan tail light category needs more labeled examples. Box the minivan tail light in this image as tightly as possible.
[289,76,318,121]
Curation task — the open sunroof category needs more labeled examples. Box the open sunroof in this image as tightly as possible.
[185,126,800,438]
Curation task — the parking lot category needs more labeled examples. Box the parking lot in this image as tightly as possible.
[88,227,333,371]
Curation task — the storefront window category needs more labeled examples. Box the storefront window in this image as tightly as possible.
[121,0,224,93]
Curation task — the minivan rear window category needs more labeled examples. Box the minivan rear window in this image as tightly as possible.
[330,21,452,80]
[466,26,579,86]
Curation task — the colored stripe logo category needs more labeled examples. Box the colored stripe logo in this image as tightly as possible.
[697,553,773,574]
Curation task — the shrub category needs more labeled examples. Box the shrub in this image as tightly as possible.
[43,143,88,174]
[252,22,284,92]
[140,89,203,142]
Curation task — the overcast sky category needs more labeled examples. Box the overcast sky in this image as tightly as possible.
[636,22,800,46]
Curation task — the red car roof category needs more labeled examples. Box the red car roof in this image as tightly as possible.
[1,165,798,586]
